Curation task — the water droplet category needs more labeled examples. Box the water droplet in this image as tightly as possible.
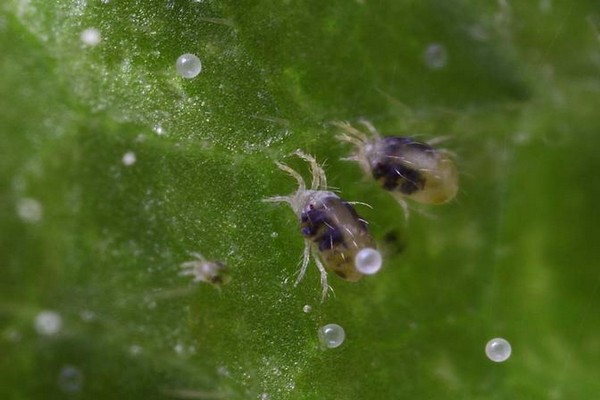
[318,323,345,349]
[270,231,279,238]
[485,337,512,362]
[35,311,63,336]
[153,124,165,136]
[58,365,83,393]
[122,151,136,166]
[423,43,448,70]
[302,305,312,313]
[354,248,382,275]
[176,53,202,79]
[80,28,101,46]
[174,342,185,354]
[259,393,270,400]
[17,198,43,223]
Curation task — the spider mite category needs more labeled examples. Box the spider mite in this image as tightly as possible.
[180,253,231,287]
[334,120,458,218]
[265,150,382,301]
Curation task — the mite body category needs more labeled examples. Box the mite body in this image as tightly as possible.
[180,253,231,287]
[265,151,379,300]
[335,120,458,217]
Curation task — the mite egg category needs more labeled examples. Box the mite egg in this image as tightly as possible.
[334,120,458,218]
[176,53,202,79]
[265,150,381,301]
[80,28,101,46]
[485,337,512,362]
[180,253,231,287]
[355,247,383,275]
[35,310,63,336]
[58,365,84,393]
[318,323,346,348]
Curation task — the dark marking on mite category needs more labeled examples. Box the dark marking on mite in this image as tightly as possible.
[300,198,366,252]
[318,227,345,251]
[381,136,434,153]
[300,208,328,237]
[372,163,424,194]
[371,136,430,194]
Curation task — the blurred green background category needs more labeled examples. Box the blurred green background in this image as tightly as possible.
[1,0,599,399]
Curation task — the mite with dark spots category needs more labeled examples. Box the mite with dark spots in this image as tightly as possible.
[265,151,378,301]
[334,120,458,218]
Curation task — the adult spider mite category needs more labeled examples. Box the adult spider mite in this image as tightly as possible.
[265,150,382,301]
[334,120,458,218]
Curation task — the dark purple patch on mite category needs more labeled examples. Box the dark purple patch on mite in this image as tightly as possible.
[300,208,328,238]
[318,227,345,251]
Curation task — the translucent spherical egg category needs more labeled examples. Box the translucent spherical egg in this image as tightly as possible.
[176,53,202,79]
[485,337,512,362]
[318,323,345,348]
[17,198,43,223]
[58,365,83,393]
[35,310,63,336]
[355,248,383,275]
[122,151,136,166]
[423,43,448,70]
[80,28,101,46]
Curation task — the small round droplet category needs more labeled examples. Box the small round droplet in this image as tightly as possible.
[153,124,165,136]
[318,323,345,349]
[302,305,312,313]
[355,248,383,275]
[122,151,136,166]
[80,28,101,46]
[423,43,447,70]
[485,337,512,362]
[176,53,202,79]
[58,365,83,393]
[35,311,63,336]
[17,198,43,223]
[174,342,185,354]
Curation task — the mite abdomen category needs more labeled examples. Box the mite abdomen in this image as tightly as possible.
[370,137,458,204]
[300,195,375,281]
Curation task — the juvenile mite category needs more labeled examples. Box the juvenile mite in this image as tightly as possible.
[180,253,231,287]
[265,151,382,301]
[334,120,458,218]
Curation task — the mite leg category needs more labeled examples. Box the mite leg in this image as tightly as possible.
[262,195,292,205]
[426,136,452,147]
[188,252,205,261]
[294,239,311,287]
[391,192,411,222]
[294,150,328,190]
[358,119,381,140]
[275,161,306,192]
[311,247,330,302]
[333,120,371,143]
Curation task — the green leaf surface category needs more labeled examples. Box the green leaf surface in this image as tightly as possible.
[1,0,599,399]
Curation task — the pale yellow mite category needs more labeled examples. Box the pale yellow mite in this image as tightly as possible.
[265,150,380,301]
[334,120,458,218]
